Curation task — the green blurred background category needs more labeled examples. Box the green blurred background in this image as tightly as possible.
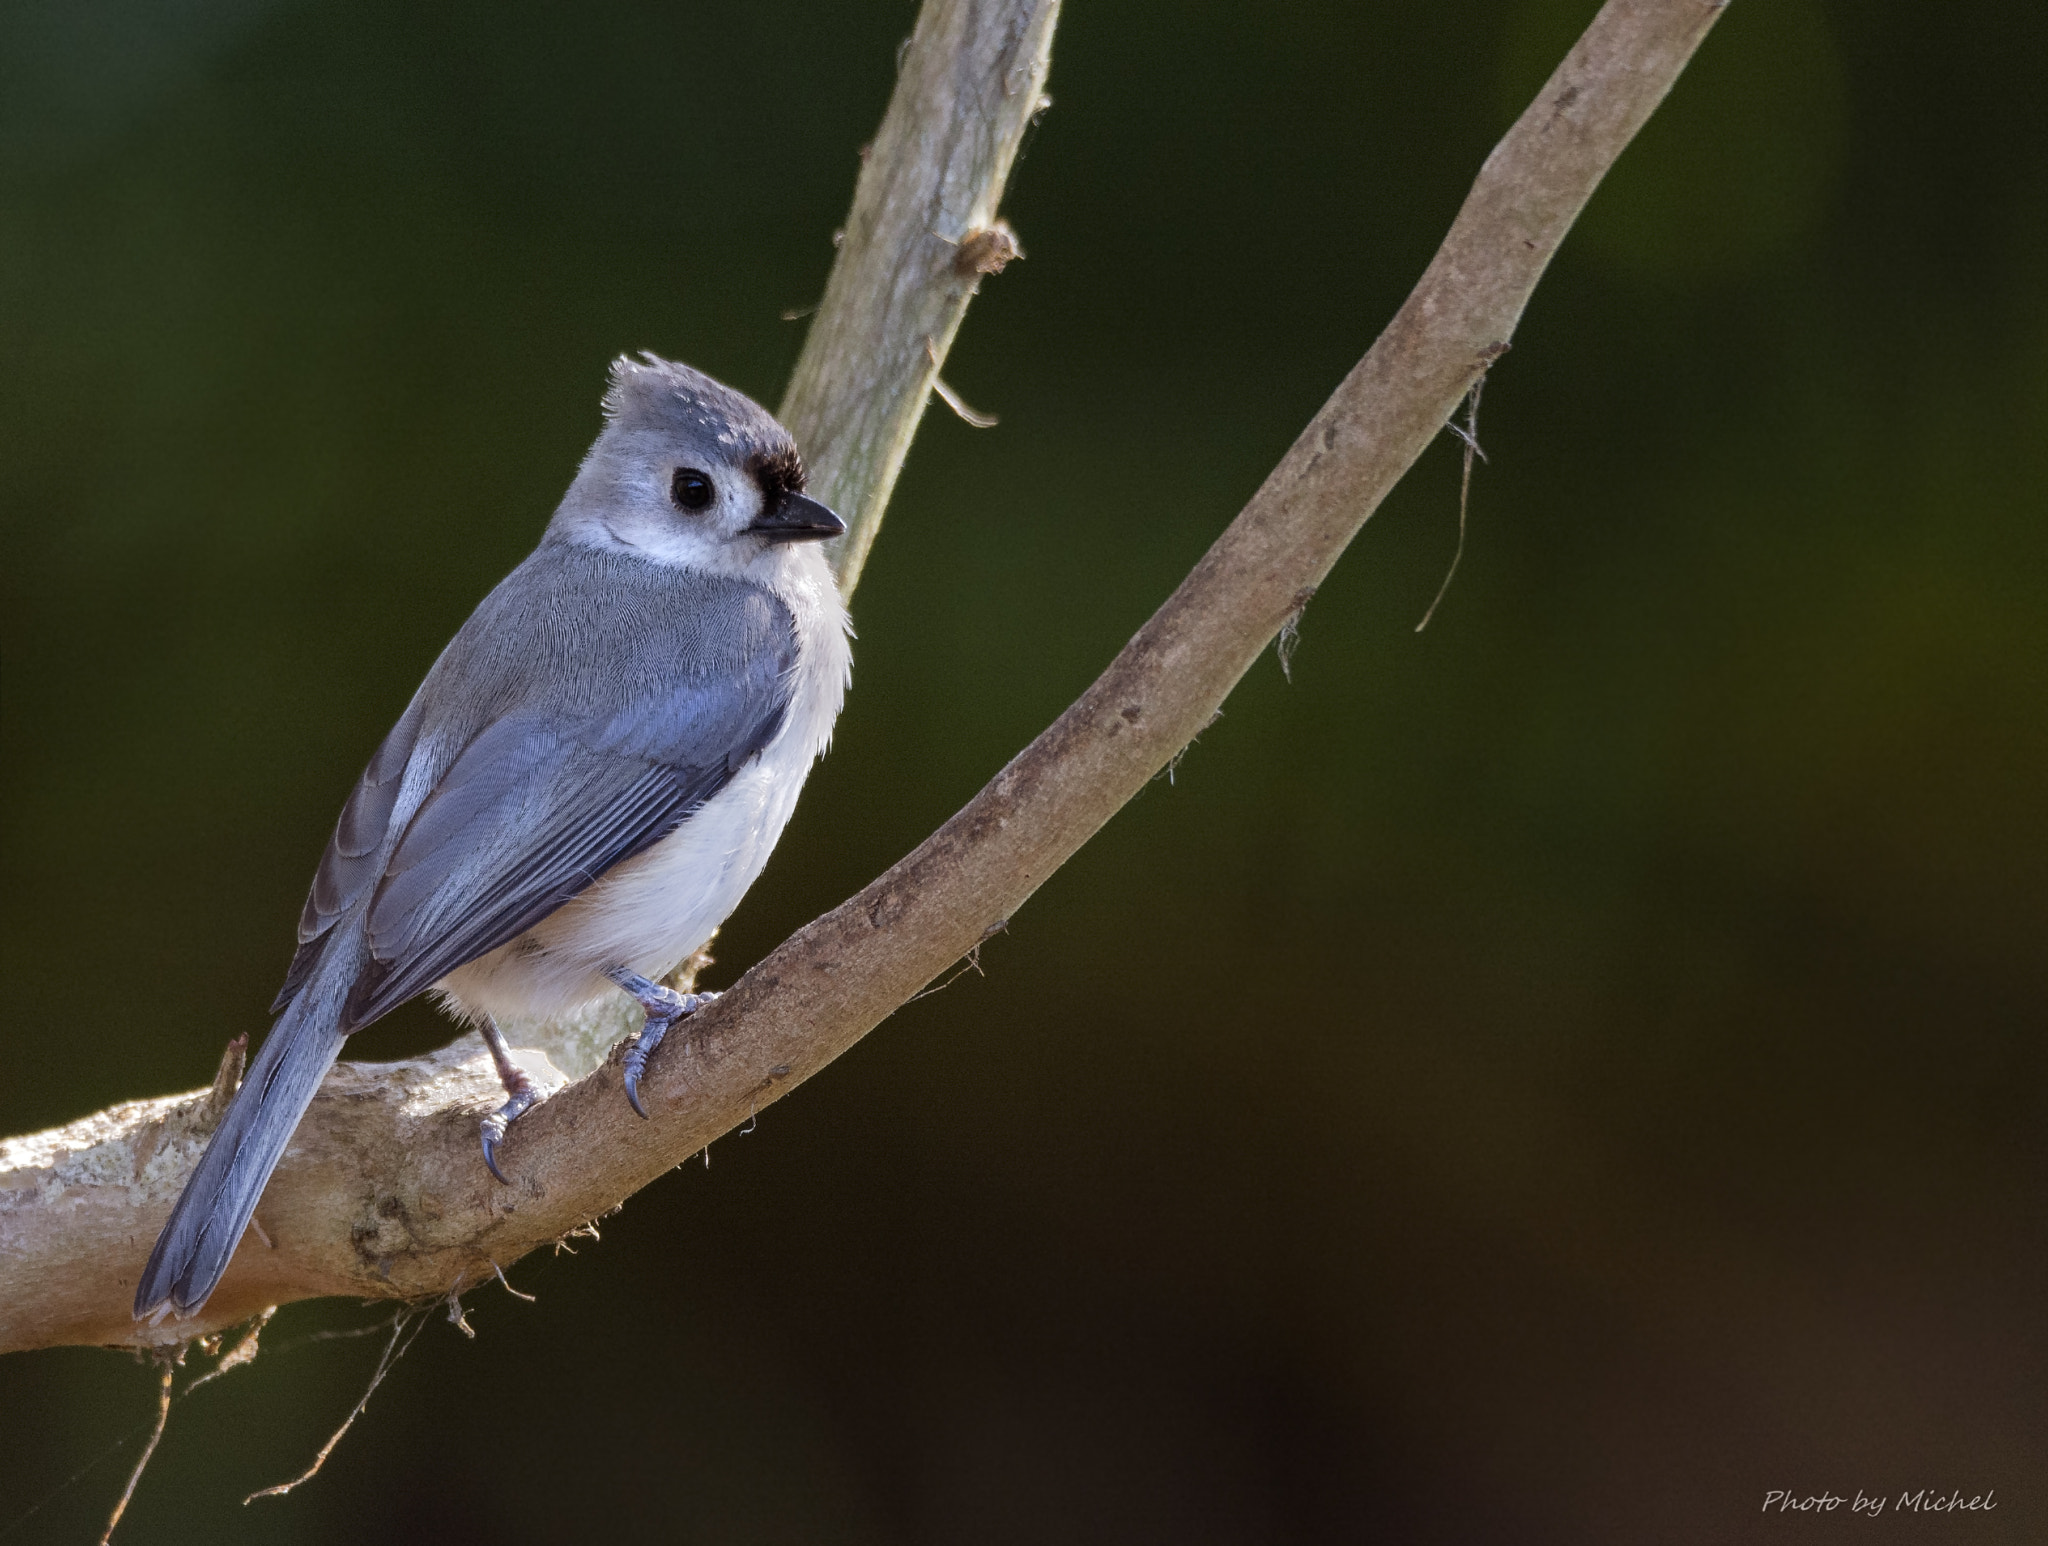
[3,0,2043,1540]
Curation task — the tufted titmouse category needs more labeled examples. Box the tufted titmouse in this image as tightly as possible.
[134,354,852,1320]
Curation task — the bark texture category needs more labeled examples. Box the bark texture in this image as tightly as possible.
[782,0,1059,595]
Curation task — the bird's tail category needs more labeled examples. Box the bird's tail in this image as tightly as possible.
[133,988,347,1320]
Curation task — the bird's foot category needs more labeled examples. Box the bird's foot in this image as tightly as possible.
[477,1014,545,1184]
[607,968,720,1119]
[479,1077,542,1185]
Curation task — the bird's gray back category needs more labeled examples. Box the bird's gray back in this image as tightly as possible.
[419,542,791,726]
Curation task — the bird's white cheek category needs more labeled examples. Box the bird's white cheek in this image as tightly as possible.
[600,510,722,568]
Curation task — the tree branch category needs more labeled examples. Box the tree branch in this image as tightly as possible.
[0,0,1726,1355]
[783,0,1058,597]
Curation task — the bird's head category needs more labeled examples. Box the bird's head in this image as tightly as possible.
[549,352,845,573]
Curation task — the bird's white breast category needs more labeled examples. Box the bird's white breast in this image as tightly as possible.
[436,549,850,1025]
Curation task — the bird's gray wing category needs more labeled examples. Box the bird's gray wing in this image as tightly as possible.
[272,558,799,1032]
[338,637,794,1032]
[272,708,422,1012]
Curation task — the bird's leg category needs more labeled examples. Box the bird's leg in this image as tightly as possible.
[477,1015,543,1185]
[606,967,720,1119]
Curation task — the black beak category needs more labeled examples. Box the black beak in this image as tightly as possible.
[745,491,846,543]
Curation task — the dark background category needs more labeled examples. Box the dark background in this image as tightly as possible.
[3,0,2043,1541]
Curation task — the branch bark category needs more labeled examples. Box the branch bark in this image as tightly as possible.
[0,0,1726,1355]
[782,0,1057,597]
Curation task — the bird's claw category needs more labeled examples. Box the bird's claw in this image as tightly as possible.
[621,1033,660,1120]
[611,980,720,1119]
[479,1078,541,1184]
[479,1114,512,1184]
[475,1013,544,1185]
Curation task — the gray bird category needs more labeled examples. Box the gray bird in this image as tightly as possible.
[134,354,851,1321]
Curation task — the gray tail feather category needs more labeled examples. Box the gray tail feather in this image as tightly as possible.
[134,992,346,1320]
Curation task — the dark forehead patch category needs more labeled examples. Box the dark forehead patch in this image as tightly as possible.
[749,445,807,499]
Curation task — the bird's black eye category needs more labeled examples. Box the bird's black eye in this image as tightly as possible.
[670,468,716,512]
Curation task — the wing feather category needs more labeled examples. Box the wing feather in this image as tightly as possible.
[269,554,801,1033]
[272,713,421,1012]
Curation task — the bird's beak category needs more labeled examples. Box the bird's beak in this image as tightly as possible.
[745,491,846,543]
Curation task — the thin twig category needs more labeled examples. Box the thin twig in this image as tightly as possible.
[243,1310,428,1504]
[1417,374,1489,632]
[2,1307,327,1540]
[97,1362,171,1545]
[0,1427,143,1539]
[272,1319,410,1351]
[907,942,989,1002]
[489,1259,537,1302]
[931,375,998,428]
[1276,586,1316,682]
[180,1307,275,1396]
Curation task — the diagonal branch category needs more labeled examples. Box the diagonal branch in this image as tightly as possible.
[0,0,1726,1355]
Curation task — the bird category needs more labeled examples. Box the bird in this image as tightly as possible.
[133,353,852,1321]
